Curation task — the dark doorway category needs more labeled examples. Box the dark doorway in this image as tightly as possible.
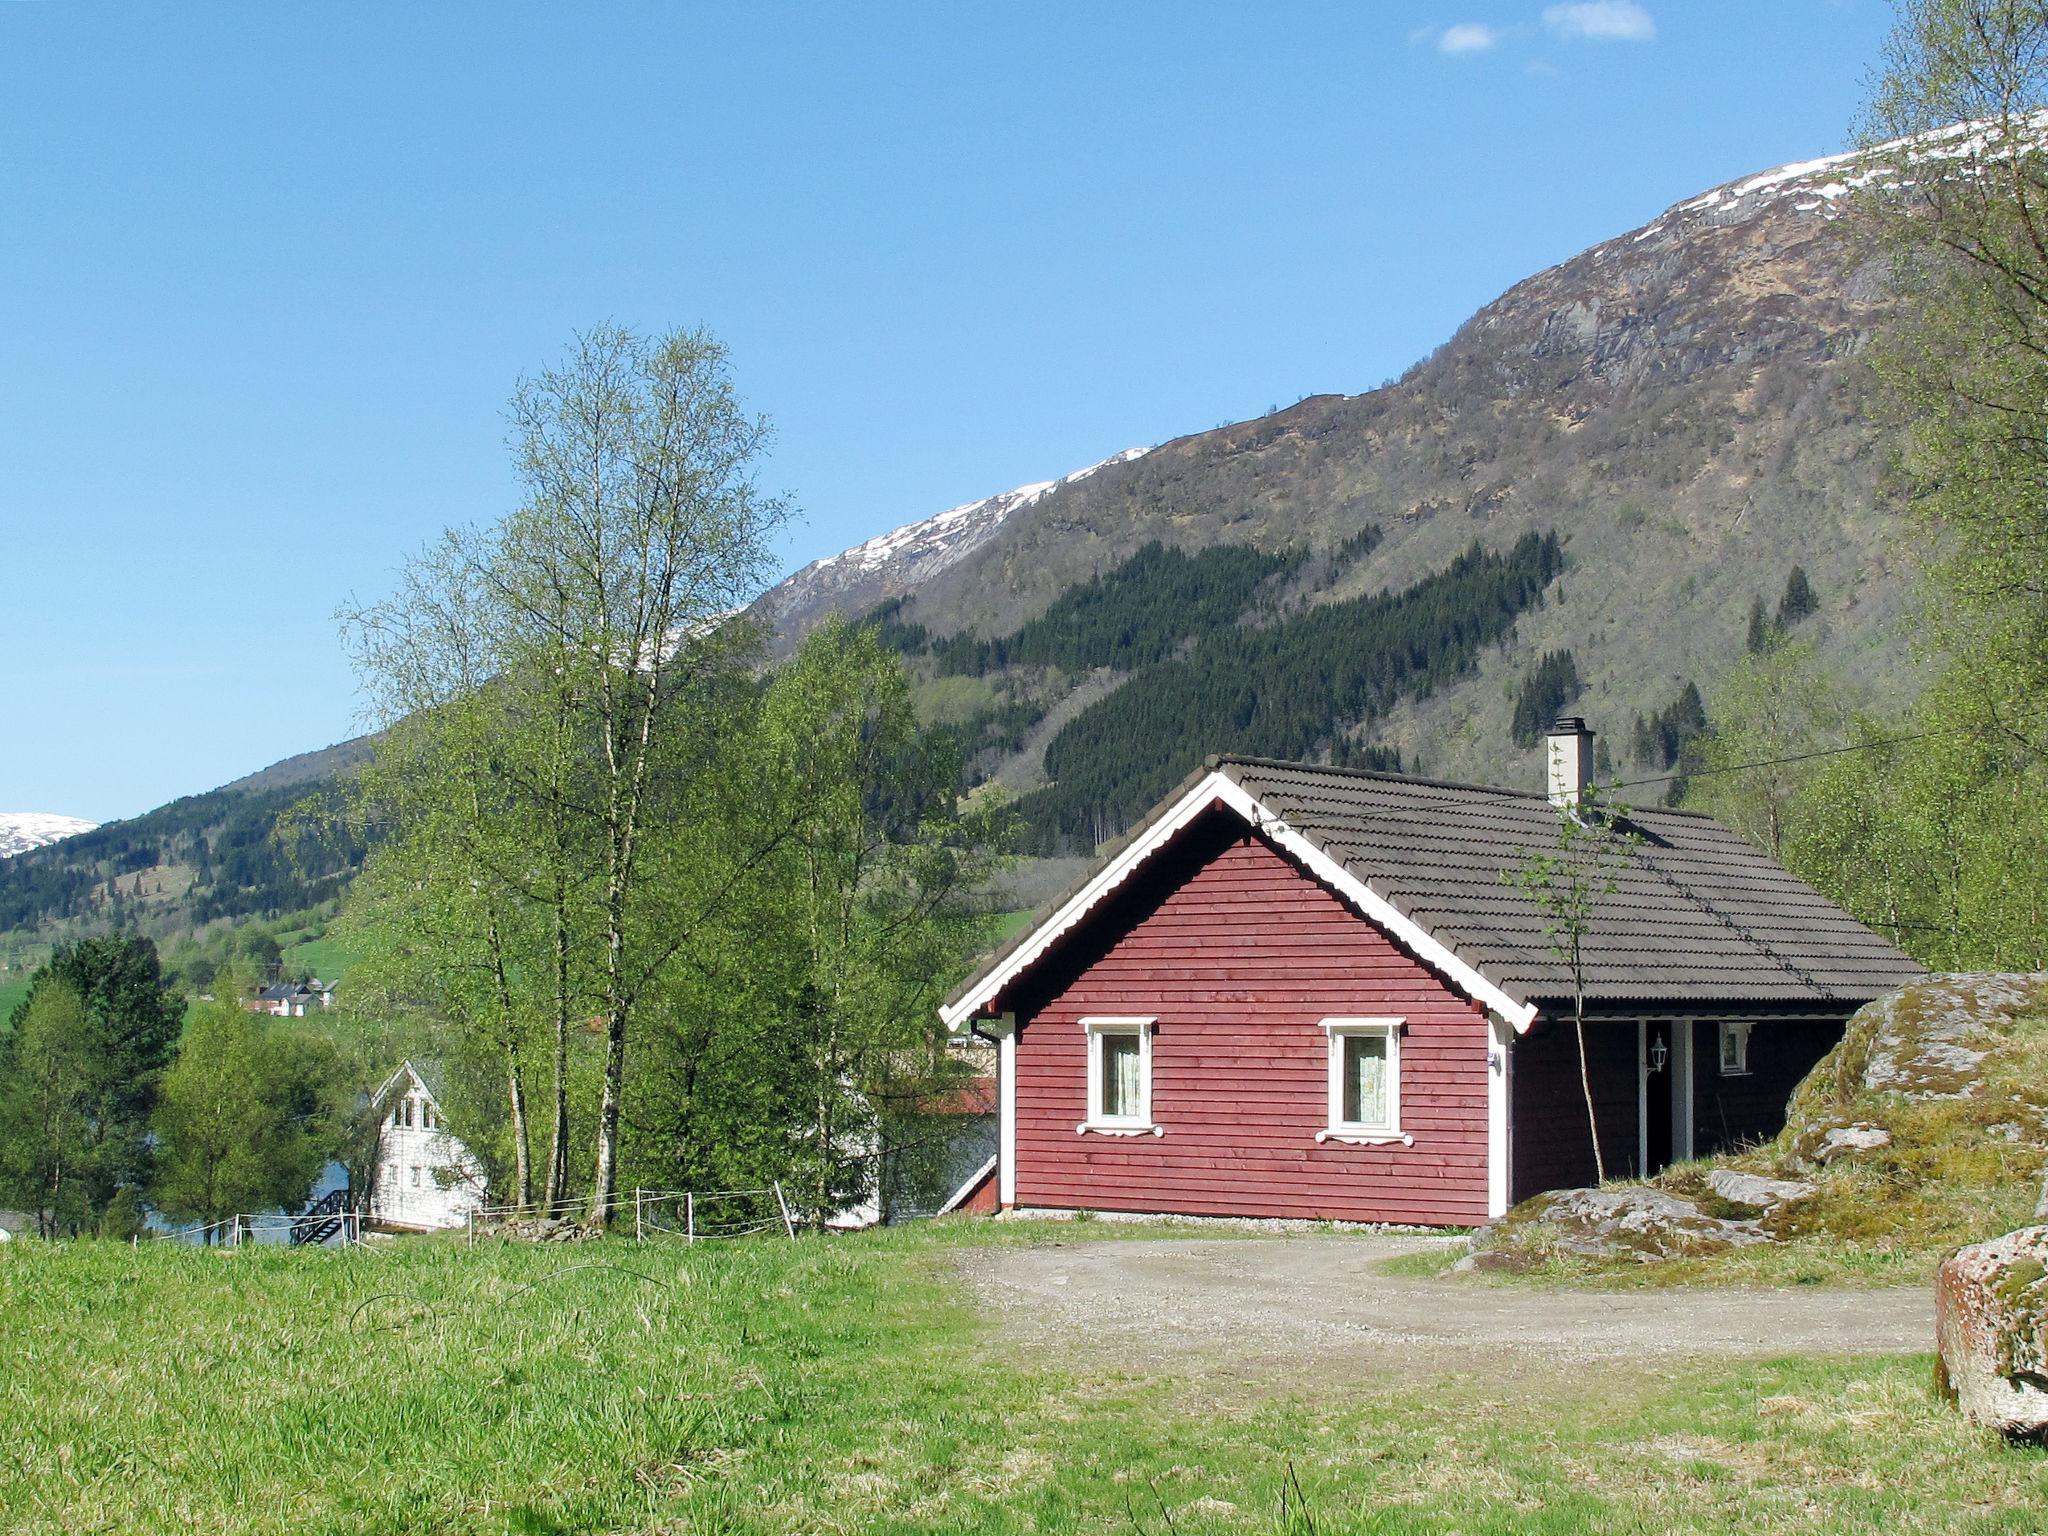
[1643,1021,1675,1175]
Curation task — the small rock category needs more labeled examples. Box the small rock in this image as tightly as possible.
[2036,1170,2048,1223]
[1792,1121,1894,1171]
[1819,1123,1892,1159]
[1936,1226,2048,1442]
[1706,1169,1815,1208]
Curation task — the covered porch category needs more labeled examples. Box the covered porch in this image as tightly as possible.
[1507,1009,1844,1203]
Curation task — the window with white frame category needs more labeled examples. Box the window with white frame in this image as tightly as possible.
[1317,1018,1409,1145]
[1079,1016,1157,1133]
[1718,1021,1751,1077]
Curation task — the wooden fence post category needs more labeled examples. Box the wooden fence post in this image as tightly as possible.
[466,1208,474,1250]
[634,1187,644,1242]
[685,1192,695,1244]
[773,1182,797,1240]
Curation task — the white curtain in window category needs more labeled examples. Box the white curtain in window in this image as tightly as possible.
[1343,1033,1388,1125]
[1102,1033,1142,1118]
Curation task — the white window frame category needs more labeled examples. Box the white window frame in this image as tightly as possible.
[1718,1021,1751,1077]
[1316,1017,1413,1146]
[1077,1016,1161,1136]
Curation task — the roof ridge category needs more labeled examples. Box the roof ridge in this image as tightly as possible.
[1210,753,1721,820]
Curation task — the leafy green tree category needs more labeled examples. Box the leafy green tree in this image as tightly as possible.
[1783,683,2048,971]
[1506,786,1639,1185]
[1861,1,2048,757]
[0,981,95,1237]
[1682,639,1847,857]
[151,1001,349,1239]
[4,934,185,1220]
[341,325,789,1227]
[755,620,1012,1225]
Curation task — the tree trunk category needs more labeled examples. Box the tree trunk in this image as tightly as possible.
[545,870,572,1213]
[485,907,533,1212]
[1574,999,1606,1186]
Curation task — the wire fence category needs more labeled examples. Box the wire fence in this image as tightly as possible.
[463,1184,799,1246]
[147,1183,802,1251]
[158,1208,369,1248]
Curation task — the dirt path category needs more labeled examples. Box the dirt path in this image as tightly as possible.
[956,1235,1931,1382]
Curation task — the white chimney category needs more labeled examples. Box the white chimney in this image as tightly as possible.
[1545,717,1594,808]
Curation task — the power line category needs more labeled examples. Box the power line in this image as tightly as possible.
[1602,706,2048,793]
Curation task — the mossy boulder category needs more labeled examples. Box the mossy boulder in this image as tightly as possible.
[1936,1226,2048,1442]
[1758,974,2048,1250]
[1465,1186,1767,1270]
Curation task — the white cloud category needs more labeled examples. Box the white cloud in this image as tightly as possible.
[1542,1,1655,41]
[1438,23,1500,54]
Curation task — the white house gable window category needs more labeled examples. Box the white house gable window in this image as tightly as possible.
[1078,1016,1160,1135]
[1317,1018,1412,1146]
[1718,1022,1751,1077]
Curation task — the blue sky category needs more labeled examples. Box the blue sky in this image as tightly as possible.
[2,1,1896,822]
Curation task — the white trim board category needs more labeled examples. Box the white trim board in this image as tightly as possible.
[936,1155,997,1215]
[938,769,1538,1035]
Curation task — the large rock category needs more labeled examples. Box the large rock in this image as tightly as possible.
[1705,1169,1814,1209]
[1826,974,2048,1104]
[1936,1226,2048,1442]
[1469,1185,1766,1269]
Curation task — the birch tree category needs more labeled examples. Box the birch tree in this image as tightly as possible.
[478,325,787,1224]
[1506,786,1638,1185]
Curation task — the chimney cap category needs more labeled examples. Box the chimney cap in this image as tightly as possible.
[1548,716,1592,736]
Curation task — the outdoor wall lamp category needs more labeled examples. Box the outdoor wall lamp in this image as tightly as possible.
[1649,1036,1670,1073]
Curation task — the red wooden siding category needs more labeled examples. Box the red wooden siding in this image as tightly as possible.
[1003,812,1491,1226]
[953,1164,999,1214]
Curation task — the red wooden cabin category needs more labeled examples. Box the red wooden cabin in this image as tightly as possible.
[939,724,1921,1225]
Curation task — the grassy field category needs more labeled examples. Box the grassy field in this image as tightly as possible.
[280,930,357,985]
[2,1222,2043,1535]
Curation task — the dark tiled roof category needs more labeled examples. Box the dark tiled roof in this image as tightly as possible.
[952,755,1923,1017]
[1217,757,1922,1006]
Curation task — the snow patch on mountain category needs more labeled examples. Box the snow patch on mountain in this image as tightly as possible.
[800,447,1150,588]
[0,813,97,859]
[1625,112,2048,246]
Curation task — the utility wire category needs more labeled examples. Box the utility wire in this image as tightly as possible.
[1601,706,2048,793]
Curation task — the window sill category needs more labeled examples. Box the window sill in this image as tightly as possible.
[1076,1122,1164,1137]
[1315,1128,1413,1147]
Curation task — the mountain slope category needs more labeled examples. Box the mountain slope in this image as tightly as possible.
[758,142,1918,807]
[0,141,1928,946]
[0,814,97,860]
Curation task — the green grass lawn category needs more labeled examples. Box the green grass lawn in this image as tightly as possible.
[281,930,357,986]
[990,909,1036,944]
[1,1222,2042,1535]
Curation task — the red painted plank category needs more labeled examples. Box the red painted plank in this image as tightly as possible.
[1010,815,1491,1226]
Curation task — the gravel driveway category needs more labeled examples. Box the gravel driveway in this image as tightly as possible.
[956,1235,1932,1381]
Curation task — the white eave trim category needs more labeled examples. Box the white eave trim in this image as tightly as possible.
[939,769,1539,1035]
[936,1154,997,1215]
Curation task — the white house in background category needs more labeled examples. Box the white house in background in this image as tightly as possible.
[368,1061,487,1232]
[250,979,337,1017]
